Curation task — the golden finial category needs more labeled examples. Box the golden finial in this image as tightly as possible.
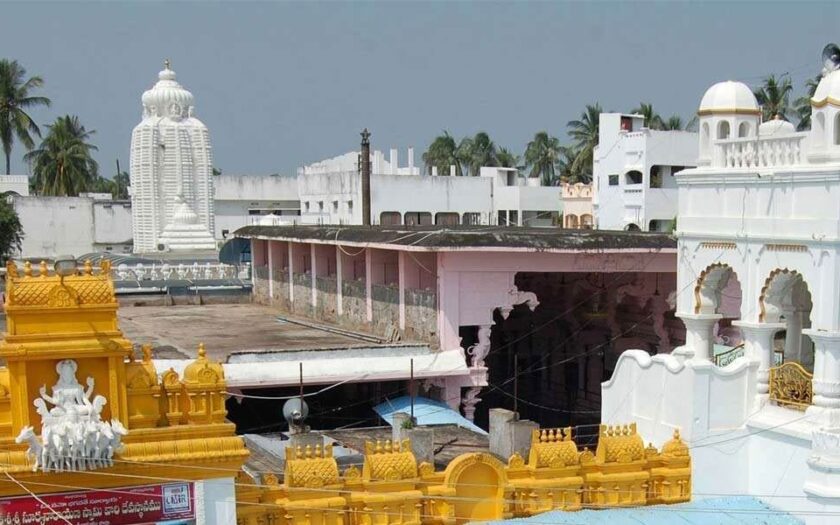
[142,343,153,363]
[23,260,32,277]
[38,261,48,277]
[305,444,313,458]
[84,259,93,275]
[6,260,18,278]
[198,343,206,359]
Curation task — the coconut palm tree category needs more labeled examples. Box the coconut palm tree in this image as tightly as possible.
[631,102,664,130]
[524,131,562,185]
[26,115,99,196]
[0,59,51,174]
[662,115,687,131]
[422,131,462,176]
[556,145,588,184]
[455,136,473,176]
[423,131,460,176]
[794,74,821,131]
[463,131,498,176]
[567,103,602,178]
[753,74,794,121]
[496,147,520,169]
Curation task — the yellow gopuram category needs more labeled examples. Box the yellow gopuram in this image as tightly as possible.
[0,260,248,497]
[235,423,691,524]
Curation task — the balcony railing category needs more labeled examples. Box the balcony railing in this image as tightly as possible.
[768,361,813,410]
[713,134,807,169]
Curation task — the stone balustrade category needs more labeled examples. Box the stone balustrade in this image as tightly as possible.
[112,261,250,281]
[712,133,807,169]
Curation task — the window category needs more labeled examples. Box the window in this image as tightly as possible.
[248,209,261,215]
[318,201,324,212]
[718,120,731,140]
[625,171,642,185]
[462,212,481,225]
[333,200,339,212]
[404,212,432,226]
[835,113,840,145]
[620,116,633,131]
[608,174,619,186]
[649,166,662,188]
[738,122,750,138]
[435,212,460,226]
[305,202,311,212]
[380,211,401,225]
[347,200,353,211]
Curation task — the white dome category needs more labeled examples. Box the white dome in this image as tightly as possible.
[758,116,796,136]
[812,68,840,108]
[698,81,760,115]
[140,60,195,120]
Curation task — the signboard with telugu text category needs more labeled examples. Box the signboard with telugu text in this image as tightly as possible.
[0,482,194,524]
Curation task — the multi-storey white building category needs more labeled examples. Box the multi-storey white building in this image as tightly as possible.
[130,61,216,253]
[602,48,840,524]
[593,113,697,231]
[288,149,562,227]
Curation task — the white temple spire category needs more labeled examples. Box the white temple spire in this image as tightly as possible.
[130,61,216,252]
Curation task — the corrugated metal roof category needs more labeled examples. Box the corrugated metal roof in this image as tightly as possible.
[374,395,487,435]
[486,497,803,525]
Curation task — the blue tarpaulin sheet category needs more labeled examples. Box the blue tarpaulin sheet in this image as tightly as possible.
[485,496,803,524]
[373,395,487,435]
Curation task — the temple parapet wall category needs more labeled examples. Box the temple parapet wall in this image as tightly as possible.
[235,424,690,524]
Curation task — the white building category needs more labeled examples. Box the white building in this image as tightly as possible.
[11,194,132,259]
[0,175,29,196]
[130,61,216,253]
[602,49,840,524]
[213,173,300,239]
[290,148,561,227]
[593,113,697,231]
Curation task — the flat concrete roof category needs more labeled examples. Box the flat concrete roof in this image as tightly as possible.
[234,225,676,252]
[117,304,381,361]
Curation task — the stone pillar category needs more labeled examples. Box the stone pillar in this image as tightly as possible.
[336,245,343,316]
[365,249,373,323]
[310,244,317,308]
[734,321,783,402]
[489,408,538,461]
[805,330,840,427]
[287,242,294,304]
[398,251,406,331]
[677,313,721,362]
[267,241,274,302]
[783,306,804,363]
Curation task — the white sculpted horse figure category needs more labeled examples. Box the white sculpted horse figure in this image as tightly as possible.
[24,359,128,472]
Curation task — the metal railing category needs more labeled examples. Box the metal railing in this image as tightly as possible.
[768,361,813,410]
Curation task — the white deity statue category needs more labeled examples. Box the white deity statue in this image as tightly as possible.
[38,359,95,422]
[15,359,127,473]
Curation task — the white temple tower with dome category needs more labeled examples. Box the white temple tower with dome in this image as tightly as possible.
[130,60,217,253]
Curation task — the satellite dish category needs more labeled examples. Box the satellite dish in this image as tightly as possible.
[822,43,840,73]
[282,398,309,432]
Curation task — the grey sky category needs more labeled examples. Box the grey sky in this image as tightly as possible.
[2,1,839,177]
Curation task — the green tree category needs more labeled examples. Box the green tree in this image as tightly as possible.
[0,59,51,174]
[567,103,602,179]
[524,131,562,185]
[556,145,589,184]
[463,131,498,176]
[26,115,99,196]
[496,147,520,169]
[631,102,664,130]
[794,74,821,131]
[422,131,462,176]
[0,197,23,263]
[753,74,793,121]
